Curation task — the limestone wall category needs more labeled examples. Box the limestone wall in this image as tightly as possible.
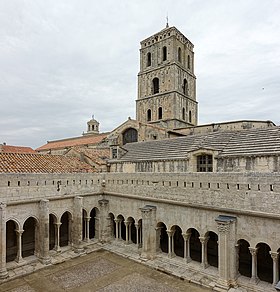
[0,173,103,203]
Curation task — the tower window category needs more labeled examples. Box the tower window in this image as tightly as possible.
[182,107,185,120]
[162,46,167,61]
[183,79,188,95]
[147,109,152,122]
[189,110,192,123]
[147,52,151,67]
[152,78,159,94]
[178,47,182,63]
[158,107,162,120]
[197,155,213,172]
[187,55,191,69]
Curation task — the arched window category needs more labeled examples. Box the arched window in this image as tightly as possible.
[92,125,95,131]
[162,46,167,61]
[187,55,191,69]
[183,79,188,95]
[147,109,152,122]
[182,107,185,120]
[178,47,182,63]
[158,107,162,120]
[189,110,192,123]
[147,52,151,67]
[122,128,138,145]
[152,78,159,94]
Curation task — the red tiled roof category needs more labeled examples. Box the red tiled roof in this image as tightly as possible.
[71,147,110,165]
[36,133,108,151]
[1,145,36,154]
[0,153,95,173]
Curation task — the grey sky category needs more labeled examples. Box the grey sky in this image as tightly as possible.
[0,0,279,148]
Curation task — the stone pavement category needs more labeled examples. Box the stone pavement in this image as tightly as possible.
[0,247,211,292]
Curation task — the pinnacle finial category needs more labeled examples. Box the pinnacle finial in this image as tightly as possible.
[166,14,169,28]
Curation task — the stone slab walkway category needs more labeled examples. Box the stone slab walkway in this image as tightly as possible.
[0,249,210,292]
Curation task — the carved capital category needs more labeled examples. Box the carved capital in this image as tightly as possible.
[182,232,191,241]
[269,251,279,261]
[166,230,175,237]
[216,222,230,234]
[199,236,210,245]
[249,247,258,257]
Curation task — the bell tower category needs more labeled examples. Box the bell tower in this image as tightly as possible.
[136,26,197,129]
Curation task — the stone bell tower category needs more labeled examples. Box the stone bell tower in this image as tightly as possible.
[83,115,100,136]
[136,25,197,129]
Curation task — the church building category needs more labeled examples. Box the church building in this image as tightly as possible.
[1,25,280,292]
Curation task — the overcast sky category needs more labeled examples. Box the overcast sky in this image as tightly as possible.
[0,0,280,148]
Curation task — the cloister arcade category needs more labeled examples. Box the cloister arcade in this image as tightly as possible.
[3,206,280,287]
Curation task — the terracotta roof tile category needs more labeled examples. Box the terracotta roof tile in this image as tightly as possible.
[1,145,36,154]
[72,147,110,165]
[0,153,95,173]
[36,133,108,151]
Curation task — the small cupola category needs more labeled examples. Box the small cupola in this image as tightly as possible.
[84,115,100,135]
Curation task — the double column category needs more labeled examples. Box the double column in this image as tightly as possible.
[182,232,191,263]
[166,230,175,258]
[199,236,210,268]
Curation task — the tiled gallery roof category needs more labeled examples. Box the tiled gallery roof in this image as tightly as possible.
[1,145,36,154]
[36,133,108,151]
[72,147,110,165]
[115,127,280,161]
[0,153,95,173]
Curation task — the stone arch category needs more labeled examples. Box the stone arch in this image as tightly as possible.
[170,225,184,258]
[122,128,138,145]
[126,216,137,244]
[116,214,126,241]
[6,219,19,262]
[156,222,168,254]
[89,207,99,240]
[187,228,201,262]
[237,239,251,278]
[60,211,72,247]
[108,213,116,239]
[22,216,39,258]
[256,242,273,283]
[205,231,218,267]
[49,213,58,250]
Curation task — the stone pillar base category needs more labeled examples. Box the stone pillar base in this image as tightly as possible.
[39,257,51,265]
[73,246,85,254]
[0,269,8,279]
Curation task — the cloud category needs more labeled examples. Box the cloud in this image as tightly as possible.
[0,0,280,148]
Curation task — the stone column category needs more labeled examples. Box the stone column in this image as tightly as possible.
[235,243,240,277]
[98,199,110,243]
[114,219,120,240]
[135,223,139,245]
[128,223,132,243]
[249,247,259,284]
[16,230,24,263]
[72,196,83,253]
[85,217,90,242]
[215,215,237,287]
[0,203,8,279]
[124,221,129,244]
[199,236,209,268]
[54,223,61,252]
[270,251,279,286]
[140,205,157,259]
[182,232,191,263]
[166,230,175,258]
[38,199,50,264]
[119,220,123,240]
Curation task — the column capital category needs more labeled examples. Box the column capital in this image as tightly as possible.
[216,222,231,234]
[54,222,62,227]
[199,236,210,244]
[182,232,191,241]
[114,218,121,223]
[166,230,175,237]
[269,251,279,260]
[249,247,258,256]
[15,229,24,235]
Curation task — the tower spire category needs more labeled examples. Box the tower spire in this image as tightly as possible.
[166,14,169,28]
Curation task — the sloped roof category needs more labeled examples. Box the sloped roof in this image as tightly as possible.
[36,133,108,151]
[0,153,95,173]
[1,145,36,154]
[69,147,110,165]
[113,127,280,162]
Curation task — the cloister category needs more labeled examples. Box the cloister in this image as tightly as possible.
[3,204,280,288]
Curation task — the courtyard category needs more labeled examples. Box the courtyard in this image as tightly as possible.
[0,249,210,292]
